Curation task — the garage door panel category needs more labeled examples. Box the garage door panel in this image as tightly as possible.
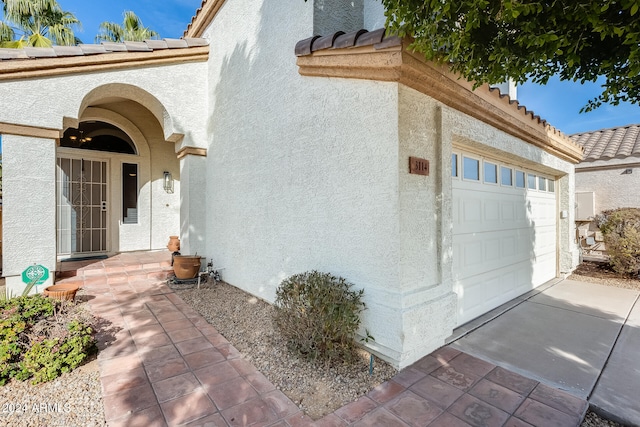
[484,199,501,222]
[462,240,484,270]
[534,226,557,254]
[454,259,533,323]
[453,229,533,280]
[484,237,501,262]
[453,155,557,326]
[462,197,482,224]
[454,191,532,234]
[532,251,556,285]
[501,202,515,221]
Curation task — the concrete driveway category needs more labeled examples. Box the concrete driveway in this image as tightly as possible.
[448,279,640,426]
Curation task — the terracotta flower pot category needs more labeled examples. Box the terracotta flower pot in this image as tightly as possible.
[172,255,202,279]
[167,235,180,252]
[43,284,79,301]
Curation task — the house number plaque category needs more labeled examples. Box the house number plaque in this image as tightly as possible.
[409,157,430,176]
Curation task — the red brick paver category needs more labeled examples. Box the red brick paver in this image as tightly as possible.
[72,251,588,426]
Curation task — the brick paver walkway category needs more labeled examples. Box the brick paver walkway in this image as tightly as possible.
[59,251,589,426]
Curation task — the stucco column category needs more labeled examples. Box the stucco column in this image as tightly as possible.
[178,148,207,255]
[558,171,579,274]
[391,90,457,369]
[2,134,57,295]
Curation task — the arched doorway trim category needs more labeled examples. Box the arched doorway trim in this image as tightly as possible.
[76,107,150,158]
[77,83,183,143]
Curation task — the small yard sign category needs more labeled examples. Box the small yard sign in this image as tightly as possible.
[22,264,49,285]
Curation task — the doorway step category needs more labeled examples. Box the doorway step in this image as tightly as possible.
[55,250,173,289]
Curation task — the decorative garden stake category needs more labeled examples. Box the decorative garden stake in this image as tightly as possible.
[361,329,376,376]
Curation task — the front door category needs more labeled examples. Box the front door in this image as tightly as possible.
[56,157,108,256]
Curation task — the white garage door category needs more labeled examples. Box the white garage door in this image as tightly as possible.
[452,151,557,326]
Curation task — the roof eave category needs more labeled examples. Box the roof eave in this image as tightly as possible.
[185,0,226,38]
[0,45,209,81]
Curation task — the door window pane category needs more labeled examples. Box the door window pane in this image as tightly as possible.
[484,162,498,183]
[123,163,138,224]
[452,154,458,177]
[548,179,555,192]
[501,166,513,186]
[538,176,547,191]
[463,157,480,181]
[516,170,525,188]
[528,173,536,189]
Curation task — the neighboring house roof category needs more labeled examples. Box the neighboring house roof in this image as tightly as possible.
[0,38,209,81]
[571,124,640,162]
[295,28,584,164]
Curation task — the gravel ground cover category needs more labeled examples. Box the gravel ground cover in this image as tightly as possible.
[174,281,397,420]
[0,358,106,427]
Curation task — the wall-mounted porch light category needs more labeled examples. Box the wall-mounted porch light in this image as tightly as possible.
[163,171,174,194]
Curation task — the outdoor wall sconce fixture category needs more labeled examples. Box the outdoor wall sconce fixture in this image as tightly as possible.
[163,171,174,193]
[623,168,633,175]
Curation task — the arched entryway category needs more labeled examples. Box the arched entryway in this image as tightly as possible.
[57,121,139,257]
[57,87,181,260]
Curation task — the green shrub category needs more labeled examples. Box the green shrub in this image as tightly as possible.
[0,295,96,385]
[18,319,95,384]
[597,208,640,275]
[273,271,366,363]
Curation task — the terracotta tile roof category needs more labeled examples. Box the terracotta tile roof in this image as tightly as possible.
[184,0,225,38]
[185,0,207,36]
[571,124,640,162]
[0,38,208,61]
[295,28,401,56]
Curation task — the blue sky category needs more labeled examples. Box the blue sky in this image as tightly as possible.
[58,0,201,42]
[6,1,640,136]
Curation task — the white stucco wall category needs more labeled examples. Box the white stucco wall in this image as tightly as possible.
[575,158,640,213]
[3,135,57,296]
[0,62,208,146]
[313,0,363,34]
[0,61,206,260]
[180,154,207,255]
[364,0,386,29]
[199,0,579,368]
[204,0,413,365]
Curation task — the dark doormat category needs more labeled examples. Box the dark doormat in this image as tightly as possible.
[60,255,109,262]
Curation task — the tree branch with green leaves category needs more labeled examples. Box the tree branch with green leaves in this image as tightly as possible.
[381,0,640,112]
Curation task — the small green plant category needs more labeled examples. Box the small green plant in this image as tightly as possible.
[0,294,95,385]
[18,319,95,384]
[597,208,640,276]
[273,271,366,363]
[1,277,40,301]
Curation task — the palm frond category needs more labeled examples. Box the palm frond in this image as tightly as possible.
[2,0,80,46]
[97,10,159,42]
[28,31,51,47]
[96,21,123,42]
[0,21,14,42]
